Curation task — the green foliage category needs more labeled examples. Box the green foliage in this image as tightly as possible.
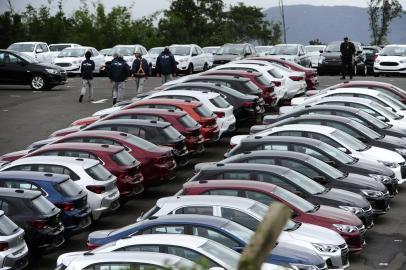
[308,38,324,45]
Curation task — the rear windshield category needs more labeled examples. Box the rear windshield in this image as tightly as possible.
[268,68,284,79]
[256,75,271,85]
[178,115,199,128]
[194,105,214,117]
[244,81,262,94]
[57,179,83,197]
[31,195,56,215]
[125,135,160,151]
[210,96,230,109]
[163,126,182,140]
[85,164,113,181]
[0,214,19,236]
[112,150,136,166]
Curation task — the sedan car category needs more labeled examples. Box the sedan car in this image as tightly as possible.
[305,45,326,68]
[268,44,311,67]
[374,44,406,75]
[212,43,257,67]
[53,46,105,74]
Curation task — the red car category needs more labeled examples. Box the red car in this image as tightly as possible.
[26,143,144,198]
[202,70,275,107]
[250,57,319,90]
[182,179,366,252]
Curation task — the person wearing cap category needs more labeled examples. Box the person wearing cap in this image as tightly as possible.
[340,37,356,80]
[156,47,177,84]
[131,50,149,96]
[108,52,131,105]
[79,50,95,102]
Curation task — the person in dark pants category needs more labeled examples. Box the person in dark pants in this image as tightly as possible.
[131,50,149,96]
[156,47,177,84]
[79,51,95,102]
[340,37,356,80]
[108,53,131,105]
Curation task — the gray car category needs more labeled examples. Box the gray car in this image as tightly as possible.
[213,43,257,67]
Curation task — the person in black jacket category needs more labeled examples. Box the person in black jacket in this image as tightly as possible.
[79,51,95,102]
[340,37,356,80]
[109,52,131,105]
[156,47,177,84]
[131,50,149,95]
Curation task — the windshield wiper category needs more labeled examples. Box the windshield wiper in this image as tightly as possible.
[348,157,359,165]
[338,171,349,180]
[316,187,331,195]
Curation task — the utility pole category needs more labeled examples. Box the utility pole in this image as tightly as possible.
[279,0,287,43]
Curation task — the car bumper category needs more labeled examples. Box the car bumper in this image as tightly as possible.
[30,223,65,251]
[201,126,221,142]
[356,208,374,229]
[367,194,391,215]
[91,188,120,220]
[2,245,29,270]
[116,174,145,198]
[47,72,67,86]
[344,229,366,252]
[374,64,406,74]
[218,115,237,135]
[185,136,205,154]
[318,62,342,72]
[61,207,92,234]
[319,247,349,269]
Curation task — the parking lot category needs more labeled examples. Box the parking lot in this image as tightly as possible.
[1,75,406,270]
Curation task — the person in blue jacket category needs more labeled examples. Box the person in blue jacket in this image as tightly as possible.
[79,50,95,103]
[131,50,149,96]
[109,52,131,105]
[156,47,177,84]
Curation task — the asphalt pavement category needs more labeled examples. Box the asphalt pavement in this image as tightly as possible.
[1,75,406,270]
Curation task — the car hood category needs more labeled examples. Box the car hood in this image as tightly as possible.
[289,222,344,245]
[359,146,405,163]
[316,188,370,208]
[352,157,394,176]
[213,54,243,61]
[380,135,406,148]
[269,55,296,61]
[230,135,249,146]
[54,56,83,63]
[312,205,361,226]
[341,173,387,191]
[322,51,341,60]
[271,242,323,265]
[92,106,123,117]
[57,251,86,267]
[377,55,406,62]
[194,162,216,172]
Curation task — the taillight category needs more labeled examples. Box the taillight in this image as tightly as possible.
[29,219,47,230]
[0,242,9,251]
[241,101,255,108]
[272,81,281,87]
[87,241,99,250]
[263,86,273,93]
[289,76,304,81]
[86,185,106,194]
[55,202,74,211]
[214,111,225,118]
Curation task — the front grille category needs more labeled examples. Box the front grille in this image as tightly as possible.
[339,244,349,265]
[361,210,374,228]
[374,199,389,211]
[175,140,186,150]
[358,224,367,244]
[317,262,328,270]
[380,62,399,66]
[55,63,72,67]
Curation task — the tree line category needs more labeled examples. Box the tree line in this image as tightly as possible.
[0,0,282,50]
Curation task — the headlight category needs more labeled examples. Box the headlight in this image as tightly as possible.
[369,174,391,184]
[333,224,358,233]
[361,189,384,198]
[318,56,325,63]
[375,59,380,63]
[45,68,59,74]
[399,59,406,64]
[72,60,81,65]
[312,243,340,253]
[179,58,188,63]
[339,205,364,215]
[290,264,318,270]
[378,160,399,168]
[395,148,406,156]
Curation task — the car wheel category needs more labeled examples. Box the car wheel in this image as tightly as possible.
[149,63,153,76]
[186,64,194,75]
[30,74,47,90]
[353,64,357,76]
[362,65,367,76]
[203,63,208,71]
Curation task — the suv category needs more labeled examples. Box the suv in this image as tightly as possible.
[0,188,64,252]
[0,171,91,234]
[213,43,257,67]
[7,42,52,64]
[268,44,311,67]
[104,44,151,71]
[170,44,210,74]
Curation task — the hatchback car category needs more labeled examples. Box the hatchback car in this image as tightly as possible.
[268,44,311,67]
[305,45,326,68]
[374,44,406,75]
[0,210,29,270]
[0,171,91,234]
[213,43,257,67]
[0,188,64,252]
[0,156,120,220]
[362,46,381,74]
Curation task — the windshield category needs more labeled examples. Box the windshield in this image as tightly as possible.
[350,120,382,140]
[194,105,214,117]
[317,141,355,164]
[357,110,390,128]
[325,42,341,52]
[374,101,402,119]
[0,214,19,236]
[85,164,113,181]
[57,179,83,197]
[273,187,314,212]
[149,47,164,54]
[178,114,199,128]
[112,150,136,166]
[110,46,135,56]
[203,47,219,54]
[269,45,298,55]
[255,46,273,53]
[380,46,406,56]
[163,126,182,139]
[100,49,112,56]
[216,44,244,55]
[199,241,239,269]
[330,129,368,151]
[306,46,325,53]
[363,48,377,54]
[15,52,38,63]
[283,170,326,195]
[210,96,230,109]
[49,45,72,52]
[31,195,56,215]
[307,156,344,179]
[8,43,35,52]
[244,81,262,94]
[378,93,406,110]
[58,48,86,58]
[170,46,191,56]
[222,221,253,243]
[125,135,160,151]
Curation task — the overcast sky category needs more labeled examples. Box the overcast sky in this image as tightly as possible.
[3,0,405,18]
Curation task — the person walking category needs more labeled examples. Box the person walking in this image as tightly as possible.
[79,50,95,102]
[109,52,131,105]
[156,47,177,84]
[131,50,149,96]
[340,37,356,80]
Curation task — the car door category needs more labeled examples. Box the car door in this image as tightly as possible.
[0,51,31,84]
[255,172,307,198]
[41,43,52,64]
[219,207,258,231]
[191,225,242,251]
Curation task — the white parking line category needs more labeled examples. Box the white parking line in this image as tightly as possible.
[91,99,108,104]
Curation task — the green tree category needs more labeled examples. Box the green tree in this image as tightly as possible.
[308,38,324,45]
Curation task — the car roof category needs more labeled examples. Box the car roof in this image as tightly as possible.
[132,98,202,107]
[231,149,315,163]
[184,179,277,192]
[329,87,381,96]
[87,119,170,129]
[241,135,323,147]
[197,162,291,175]
[115,234,208,248]
[151,90,220,99]
[170,44,197,47]
[11,41,46,44]
[314,96,375,105]
[270,123,336,134]
[58,130,134,140]
[191,75,251,83]
[287,113,353,124]
[0,171,69,183]
[203,70,262,77]
[34,142,124,154]
[220,63,274,71]
[111,108,186,117]
[142,214,230,228]
[0,187,41,199]
[299,104,362,114]
[338,80,393,87]
[2,155,99,169]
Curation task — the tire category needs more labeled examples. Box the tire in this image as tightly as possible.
[203,63,208,71]
[148,63,153,76]
[353,64,357,76]
[30,74,47,91]
[362,65,367,76]
[186,64,194,75]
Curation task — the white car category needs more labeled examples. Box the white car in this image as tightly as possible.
[141,195,348,269]
[203,46,220,67]
[231,124,405,182]
[170,44,210,74]
[305,45,326,67]
[58,234,287,270]
[374,44,406,75]
[268,44,311,67]
[0,210,29,270]
[255,46,274,56]
[99,48,111,57]
[56,252,201,270]
[53,46,105,74]
[106,44,151,67]
[144,90,236,135]
[0,156,120,220]
[49,43,81,61]
[7,42,52,64]
[148,46,165,72]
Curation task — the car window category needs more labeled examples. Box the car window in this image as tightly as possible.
[112,150,136,166]
[40,43,49,52]
[280,159,319,179]
[373,87,401,99]
[0,200,10,215]
[221,207,258,231]
[129,115,165,122]
[155,105,180,110]
[256,173,300,192]
[62,150,98,160]
[307,132,341,148]
[245,191,275,205]
[4,164,32,171]
[260,144,288,151]
[222,172,251,180]
[274,131,302,136]
[84,262,166,270]
[192,47,199,55]
[91,49,99,56]
[0,52,23,64]
[119,244,160,252]
[174,206,214,215]
[292,145,329,162]
[192,226,239,248]
[205,189,240,196]
[348,103,381,117]
[148,225,185,234]
[0,214,19,236]
[85,164,112,181]
[246,158,276,165]
[167,246,217,268]
[0,180,42,193]
[36,164,80,180]
[326,122,359,138]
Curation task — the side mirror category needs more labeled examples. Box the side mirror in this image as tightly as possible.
[192,53,198,57]
[377,115,388,122]
[325,160,337,167]
[244,52,251,57]
[313,175,328,184]
[36,48,43,53]
[338,147,348,153]
[357,137,368,143]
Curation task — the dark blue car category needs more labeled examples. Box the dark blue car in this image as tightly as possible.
[0,171,92,234]
[87,214,326,268]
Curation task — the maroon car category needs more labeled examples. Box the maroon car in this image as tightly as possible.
[25,143,144,198]
[182,179,365,252]
[249,56,319,90]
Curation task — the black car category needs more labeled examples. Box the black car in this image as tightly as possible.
[0,49,67,90]
[84,119,189,166]
[0,188,65,252]
[363,46,381,74]
[162,82,265,125]
[215,150,389,217]
[213,43,257,67]
[318,41,367,76]
[189,163,372,221]
[262,104,406,138]
[225,136,398,196]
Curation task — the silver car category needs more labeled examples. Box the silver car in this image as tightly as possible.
[0,211,29,270]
